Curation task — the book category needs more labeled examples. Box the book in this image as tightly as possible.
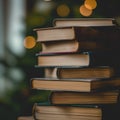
[33,103,102,120]
[34,26,120,47]
[32,102,120,120]
[50,90,120,105]
[31,77,120,92]
[36,52,120,67]
[45,66,115,79]
[53,18,116,27]
[41,40,105,53]
[37,52,90,67]
[17,116,34,120]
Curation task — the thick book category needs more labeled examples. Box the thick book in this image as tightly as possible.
[41,40,104,53]
[45,66,115,79]
[50,90,120,105]
[33,103,102,120]
[53,18,116,27]
[36,52,120,67]
[34,26,120,48]
[32,102,120,120]
[31,77,120,92]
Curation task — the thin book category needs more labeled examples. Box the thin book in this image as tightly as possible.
[53,18,117,27]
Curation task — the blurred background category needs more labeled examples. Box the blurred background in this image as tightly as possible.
[0,0,120,119]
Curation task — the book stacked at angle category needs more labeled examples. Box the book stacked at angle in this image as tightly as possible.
[19,18,120,120]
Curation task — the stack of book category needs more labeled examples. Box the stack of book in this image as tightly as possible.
[18,18,120,120]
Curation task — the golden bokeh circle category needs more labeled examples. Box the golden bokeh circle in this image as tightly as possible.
[24,36,36,49]
[80,5,92,16]
[84,0,97,10]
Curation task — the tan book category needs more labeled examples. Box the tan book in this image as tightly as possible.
[41,40,102,53]
[45,66,115,79]
[37,52,120,67]
[32,103,119,120]
[50,90,119,105]
[37,52,90,67]
[31,77,120,92]
[53,18,116,27]
[33,103,102,120]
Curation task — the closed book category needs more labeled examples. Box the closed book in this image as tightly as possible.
[41,40,104,53]
[32,102,120,120]
[34,26,120,51]
[49,90,120,105]
[45,66,115,79]
[31,77,120,92]
[36,52,120,67]
[53,18,116,27]
[32,103,101,120]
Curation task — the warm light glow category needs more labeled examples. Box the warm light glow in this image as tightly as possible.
[84,0,97,10]
[24,36,36,49]
[57,4,70,17]
[80,4,92,16]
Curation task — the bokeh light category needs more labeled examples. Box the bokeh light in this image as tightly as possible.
[24,36,36,49]
[57,4,70,17]
[79,4,92,16]
[84,0,97,10]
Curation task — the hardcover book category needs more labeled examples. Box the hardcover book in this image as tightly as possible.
[34,26,120,51]
[41,40,104,53]
[53,18,116,27]
[34,26,120,44]
[31,77,120,92]
[32,102,120,120]
[33,103,102,120]
[36,52,120,67]
[45,66,115,79]
[50,90,120,105]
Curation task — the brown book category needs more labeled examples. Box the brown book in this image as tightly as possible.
[41,40,102,53]
[33,103,119,120]
[53,18,116,27]
[17,116,33,120]
[34,26,120,48]
[50,90,119,105]
[45,66,115,79]
[36,52,120,67]
[33,103,102,120]
[31,77,120,92]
